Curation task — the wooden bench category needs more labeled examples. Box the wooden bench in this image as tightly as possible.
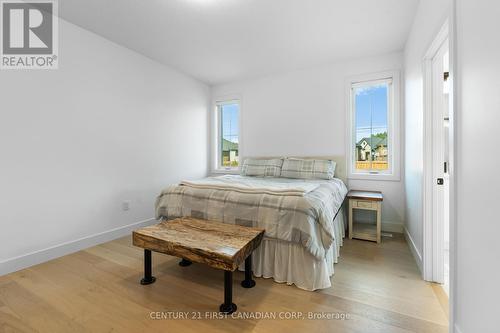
[132,217,265,314]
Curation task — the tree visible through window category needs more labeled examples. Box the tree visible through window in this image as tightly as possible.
[218,102,239,169]
[353,80,391,172]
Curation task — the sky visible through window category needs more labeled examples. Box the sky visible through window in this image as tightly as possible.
[355,84,388,142]
[221,103,239,143]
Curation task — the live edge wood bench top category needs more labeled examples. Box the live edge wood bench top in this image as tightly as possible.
[132,217,265,271]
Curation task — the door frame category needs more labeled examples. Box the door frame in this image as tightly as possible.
[423,31,449,284]
[422,17,457,328]
[423,21,449,283]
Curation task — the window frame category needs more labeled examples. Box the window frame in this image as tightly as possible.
[212,97,242,174]
[346,70,401,181]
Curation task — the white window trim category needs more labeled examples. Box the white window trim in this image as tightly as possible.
[211,95,242,174]
[345,70,401,181]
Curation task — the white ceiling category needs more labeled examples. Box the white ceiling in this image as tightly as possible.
[59,0,419,85]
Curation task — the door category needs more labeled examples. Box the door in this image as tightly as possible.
[431,39,449,287]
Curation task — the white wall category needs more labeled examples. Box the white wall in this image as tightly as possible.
[455,1,500,332]
[212,53,405,231]
[403,0,451,267]
[0,19,209,274]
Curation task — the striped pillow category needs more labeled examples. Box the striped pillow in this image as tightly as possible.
[280,158,336,180]
[240,158,284,177]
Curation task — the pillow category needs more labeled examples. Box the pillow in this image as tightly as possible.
[240,158,284,177]
[280,158,336,180]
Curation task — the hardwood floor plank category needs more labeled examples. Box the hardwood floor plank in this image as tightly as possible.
[0,234,448,332]
[0,311,38,333]
[431,283,449,320]
[325,281,447,326]
[309,292,447,333]
[0,280,87,332]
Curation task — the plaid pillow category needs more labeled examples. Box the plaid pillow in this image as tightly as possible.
[280,158,336,180]
[240,158,284,177]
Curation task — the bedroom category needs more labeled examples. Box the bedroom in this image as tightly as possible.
[0,0,498,332]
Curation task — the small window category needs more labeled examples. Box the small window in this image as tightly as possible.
[215,100,240,171]
[347,71,400,180]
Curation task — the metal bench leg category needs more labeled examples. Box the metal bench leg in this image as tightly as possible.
[219,270,237,314]
[140,249,156,285]
[241,254,256,288]
[179,259,192,267]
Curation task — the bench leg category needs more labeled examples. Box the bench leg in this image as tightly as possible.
[179,259,192,267]
[219,270,237,314]
[140,249,156,285]
[241,254,256,288]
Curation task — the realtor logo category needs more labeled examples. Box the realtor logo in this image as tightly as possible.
[1,0,58,69]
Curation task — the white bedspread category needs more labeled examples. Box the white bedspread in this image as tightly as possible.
[180,175,320,196]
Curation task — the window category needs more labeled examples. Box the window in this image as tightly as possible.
[347,71,400,180]
[215,100,240,171]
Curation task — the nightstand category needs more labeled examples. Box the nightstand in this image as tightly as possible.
[347,190,383,243]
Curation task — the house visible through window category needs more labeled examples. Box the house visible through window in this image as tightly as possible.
[217,101,240,170]
[348,72,399,179]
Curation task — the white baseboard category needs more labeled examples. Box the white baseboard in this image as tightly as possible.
[0,218,156,276]
[404,227,423,273]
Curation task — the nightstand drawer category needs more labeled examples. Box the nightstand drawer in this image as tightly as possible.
[353,200,374,209]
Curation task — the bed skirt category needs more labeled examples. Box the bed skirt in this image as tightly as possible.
[238,209,346,291]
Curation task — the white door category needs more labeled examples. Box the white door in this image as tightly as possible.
[431,39,449,285]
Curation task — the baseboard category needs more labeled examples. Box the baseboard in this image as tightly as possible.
[0,218,156,276]
[404,227,423,273]
[381,221,404,233]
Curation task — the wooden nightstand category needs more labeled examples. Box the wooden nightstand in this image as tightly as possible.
[347,190,383,243]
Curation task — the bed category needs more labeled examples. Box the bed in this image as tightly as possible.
[155,156,348,291]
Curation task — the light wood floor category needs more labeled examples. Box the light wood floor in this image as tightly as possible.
[0,234,448,333]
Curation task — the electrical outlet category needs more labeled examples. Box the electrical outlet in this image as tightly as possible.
[122,200,131,211]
